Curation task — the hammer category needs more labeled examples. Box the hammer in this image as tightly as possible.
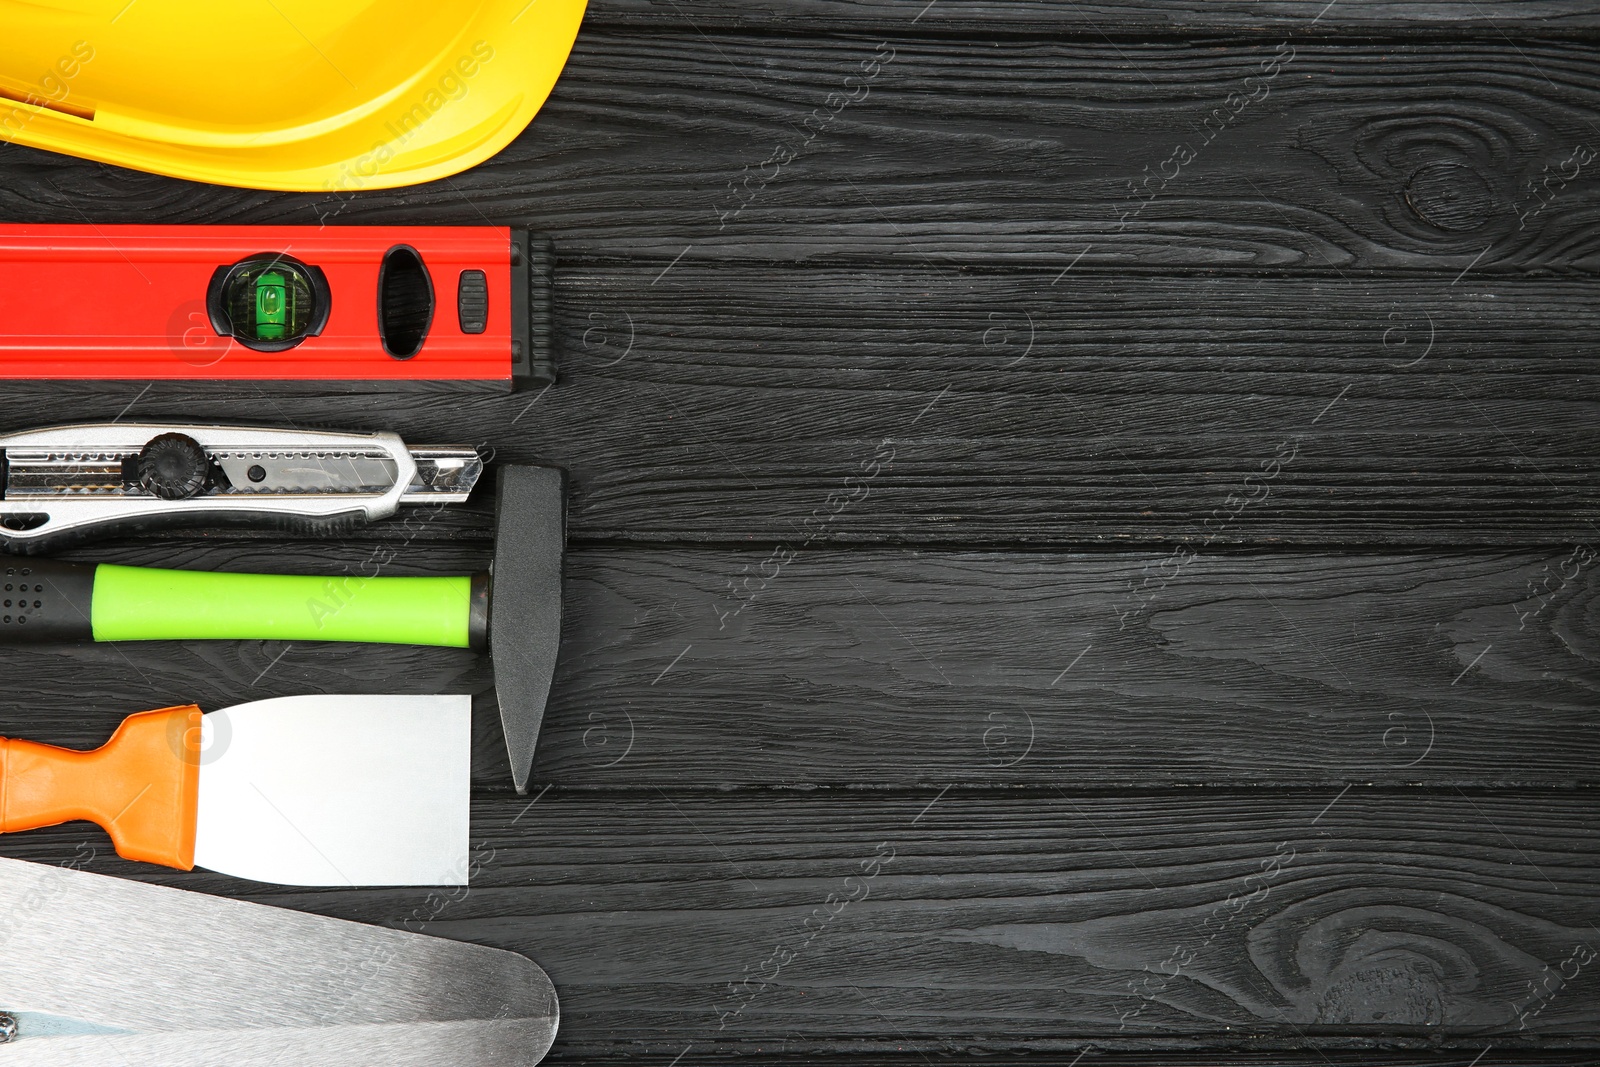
[0,465,564,794]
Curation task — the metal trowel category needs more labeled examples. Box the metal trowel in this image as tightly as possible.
[0,856,558,1065]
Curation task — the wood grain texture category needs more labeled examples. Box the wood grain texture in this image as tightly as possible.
[541,1056,1600,1067]
[0,6,1595,1061]
[537,1055,1600,1067]
[3,37,1600,273]
[587,0,1600,36]
[2,542,1596,789]
[0,268,1596,546]
[3,790,1596,1054]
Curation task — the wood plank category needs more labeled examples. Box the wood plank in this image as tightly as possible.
[587,0,1600,36]
[531,546,1600,788]
[538,1055,1600,1067]
[0,267,1596,546]
[541,1055,1600,1067]
[493,34,1600,271]
[4,543,1596,788]
[5,790,1596,1053]
[512,267,1600,546]
[3,37,1599,273]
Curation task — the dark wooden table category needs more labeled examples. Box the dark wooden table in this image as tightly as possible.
[2,1,1598,1063]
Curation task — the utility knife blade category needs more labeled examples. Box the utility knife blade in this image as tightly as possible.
[0,423,482,552]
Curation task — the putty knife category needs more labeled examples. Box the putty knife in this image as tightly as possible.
[0,695,469,886]
[0,463,563,794]
[0,855,558,1065]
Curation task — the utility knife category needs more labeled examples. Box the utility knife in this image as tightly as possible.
[0,423,481,552]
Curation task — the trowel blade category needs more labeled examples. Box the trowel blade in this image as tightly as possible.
[0,857,557,1063]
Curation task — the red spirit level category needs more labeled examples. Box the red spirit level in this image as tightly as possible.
[0,225,555,386]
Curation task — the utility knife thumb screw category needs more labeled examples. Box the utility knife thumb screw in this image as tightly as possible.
[136,433,214,501]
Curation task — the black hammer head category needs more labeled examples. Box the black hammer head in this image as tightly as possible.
[489,465,566,794]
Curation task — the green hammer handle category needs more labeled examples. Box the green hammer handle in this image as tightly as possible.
[1,561,486,648]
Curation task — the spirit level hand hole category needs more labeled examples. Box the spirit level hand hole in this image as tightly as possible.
[378,245,434,359]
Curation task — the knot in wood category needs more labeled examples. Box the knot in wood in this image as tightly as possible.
[1404,161,1496,232]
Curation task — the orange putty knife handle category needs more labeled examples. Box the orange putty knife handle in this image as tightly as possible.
[0,706,201,870]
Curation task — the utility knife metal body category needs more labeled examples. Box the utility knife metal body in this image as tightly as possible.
[0,423,481,552]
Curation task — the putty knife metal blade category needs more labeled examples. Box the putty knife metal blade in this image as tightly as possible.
[195,694,470,886]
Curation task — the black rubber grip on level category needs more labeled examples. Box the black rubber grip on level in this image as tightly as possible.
[510,229,558,390]
[0,559,95,642]
[458,269,489,334]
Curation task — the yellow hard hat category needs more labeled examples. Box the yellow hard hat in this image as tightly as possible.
[0,0,587,191]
